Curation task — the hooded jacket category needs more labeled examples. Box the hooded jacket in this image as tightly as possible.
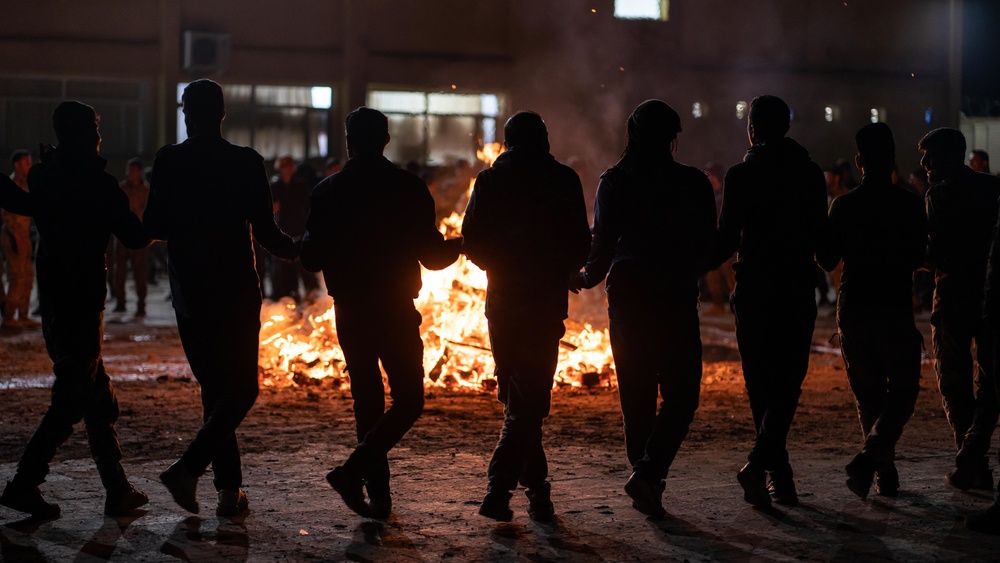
[717,137,827,294]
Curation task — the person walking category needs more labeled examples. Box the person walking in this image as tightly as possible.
[571,100,717,518]
[301,107,461,520]
[462,111,591,522]
[145,79,299,517]
[817,123,927,499]
[717,95,828,508]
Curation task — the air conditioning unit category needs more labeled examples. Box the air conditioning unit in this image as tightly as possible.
[182,31,231,74]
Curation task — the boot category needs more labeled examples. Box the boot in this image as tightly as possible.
[160,460,199,514]
[478,490,513,522]
[0,479,60,519]
[525,481,555,522]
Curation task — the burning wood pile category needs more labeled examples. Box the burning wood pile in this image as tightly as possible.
[257,144,616,390]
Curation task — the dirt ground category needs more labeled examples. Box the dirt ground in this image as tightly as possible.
[2,284,1000,561]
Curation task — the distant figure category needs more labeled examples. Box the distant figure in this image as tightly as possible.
[0,101,149,519]
[922,127,1000,492]
[462,111,591,522]
[717,95,828,508]
[571,100,717,518]
[817,123,927,499]
[112,158,149,316]
[701,161,734,314]
[145,79,299,517]
[970,149,991,174]
[301,107,460,520]
[2,149,37,329]
[269,155,319,302]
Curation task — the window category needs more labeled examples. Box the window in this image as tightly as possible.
[176,83,334,161]
[367,90,503,165]
[735,101,748,120]
[614,0,669,20]
[0,78,149,158]
[870,107,886,124]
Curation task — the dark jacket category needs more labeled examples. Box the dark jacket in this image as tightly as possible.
[144,134,298,318]
[817,177,927,314]
[300,154,459,304]
[29,148,147,315]
[461,147,591,320]
[926,166,1000,310]
[717,137,827,294]
[582,155,717,300]
[0,174,32,216]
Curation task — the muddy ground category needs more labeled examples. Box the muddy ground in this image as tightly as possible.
[2,285,1000,561]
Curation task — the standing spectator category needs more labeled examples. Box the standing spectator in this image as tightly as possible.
[571,100,717,518]
[817,123,927,499]
[969,149,991,175]
[270,155,319,302]
[2,149,38,329]
[145,79,299,517]
[923,128,1000,491]
[112,158,149,316]
[463,111,591,522]
[0,101,148,518]
[301,107,460,520]
[717,95,828,508]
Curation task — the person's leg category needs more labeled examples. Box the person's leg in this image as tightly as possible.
[6,228,33,321]
[112,239,128,311]
[132,249,148,314]
[933,308,975,451]
[609,313,659,469]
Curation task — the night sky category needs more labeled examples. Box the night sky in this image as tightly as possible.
[963,0,1000,114]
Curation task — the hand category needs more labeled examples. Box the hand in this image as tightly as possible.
[568,271,587,294]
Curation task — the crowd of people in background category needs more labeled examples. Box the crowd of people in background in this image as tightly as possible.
[4,80,1000,537]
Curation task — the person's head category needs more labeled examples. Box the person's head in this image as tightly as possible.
[854,122,895,177]
[10,149,31,178]
[126,157,144,184]
[502,111,549,153]
[970,149,991,174]
[52,101,101,154]
[747,95,790,144]
[623,99,682,159]
[918,127,966,183]
[276,155,296,183]
[345,107,389,157]
[181,79,226,137]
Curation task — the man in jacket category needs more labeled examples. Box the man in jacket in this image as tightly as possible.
[923,127,1000,492]
[462,111,591,522]
[817,123,927,499]
[301,107,460,520]
[717,95,828,508]
[146,79,299,517]
[0,101,149,519]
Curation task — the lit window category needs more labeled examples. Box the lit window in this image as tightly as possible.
[614,0,669,20]
[870,107,886,124]
[824,106,839,122]
[735,101,748,120]
[692,102,704,119]
[311,87,333,109]
[368,89,506,165]
[924,108,933,125]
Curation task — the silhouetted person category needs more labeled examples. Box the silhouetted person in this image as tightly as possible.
[463,111,591,522]
[269,155,319,302]
[571,100,716,518]
[970,149,991,175]
[969,158,1000,534]
[301,107,460,520]
[112,158,149,316]
[0,173,31,215]
[145,79,299,517]
[717,95,827,508]
[2,149,37,329]
[817,123,927,499]
[922,127,1000,491]
[0,101,149,519]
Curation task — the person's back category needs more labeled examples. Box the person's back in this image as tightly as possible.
[31,145,145,315]
[304,155,450,303]
[146,134,293,316]
[823,180,926,312]
[463,144,590,318]
[721,136,827,291]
